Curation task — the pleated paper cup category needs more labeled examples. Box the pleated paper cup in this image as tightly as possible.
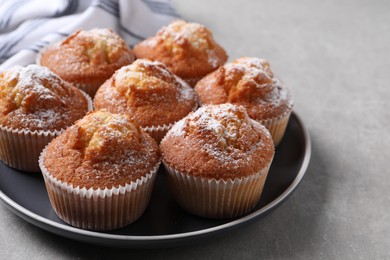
[258,108,292,146]
[0,92,93,172]
[142,123,174,144]
[39,148,161,231]
[73,81,105,98]
[142,103,198,143]
[162,161,272,219]
[0,127,62,172]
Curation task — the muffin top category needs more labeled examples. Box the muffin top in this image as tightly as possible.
[0,64,89,131]
[94,59,197,127]
[40,28,134,90]
[195,57,293,119]
[160,104,274,179]
[43,110,160,189]
[134,20,227,83]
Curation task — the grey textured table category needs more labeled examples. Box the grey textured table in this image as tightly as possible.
[1,0,389,259]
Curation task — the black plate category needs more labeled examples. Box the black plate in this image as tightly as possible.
[0,112,311,248]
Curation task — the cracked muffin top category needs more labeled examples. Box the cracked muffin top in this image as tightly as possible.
[134,20,227,86]
[0,64,90,131]
[195,57,293,120]
[40,28,135,96]
[160,104,274,179]
[94,59,197,127]
[42,110,160,189]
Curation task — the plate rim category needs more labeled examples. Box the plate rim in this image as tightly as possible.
[0,111,311,245]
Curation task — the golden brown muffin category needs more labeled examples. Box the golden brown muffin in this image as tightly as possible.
[94,59,198,142]
[161,104,274,179]
[0,64,91,172]
[0,65,90,131]
[40,110,160,230]
[160,104,274,218]
[39,28,135,97]
[134,20,228,86]
[195,57,293,145]
[43,110,160,189]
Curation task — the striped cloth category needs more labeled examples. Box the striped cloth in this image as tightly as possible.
[0,0,180,72]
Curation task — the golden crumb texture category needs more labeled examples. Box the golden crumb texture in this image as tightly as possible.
[160,104,274,179]
[134,20,227,84]
[40,28,135,88]
[0,64,89,131]
[94,59,198,127]
[195,57,293,119]
[43,110,160,189]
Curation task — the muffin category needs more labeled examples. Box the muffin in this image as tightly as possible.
[134,20,228,86]
[160,104,274,219]
[39,110,160,231]
[0,64,92,172]
[94,59,198,142]
[195,57,293,145]
[39,28,135,97]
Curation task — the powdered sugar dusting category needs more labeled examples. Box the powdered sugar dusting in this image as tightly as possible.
[207,49,219,68]
[77,111,139,143]
[159,20,219,66]
[114,59,196,103]
[143,37,159,48]
[75,110,158,177]
[225,57,273,83]
[78,28,121,47]
[165,104,266,162]
[19,110,61,129]
[222,57,292,107]
[68,28,131,65]
[167,116,186,137]
[174,75,196,102]
[0,64,88,131]
[271,78,293,107]
[160,20,208,49]
[43,110,159,188]
[6,65,66,100]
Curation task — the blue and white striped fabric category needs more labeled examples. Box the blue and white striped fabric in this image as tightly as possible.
[0,0,180,72]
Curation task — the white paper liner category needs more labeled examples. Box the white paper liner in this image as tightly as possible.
[163,161,272,219]
[258,108,292,146]
[141,102,198,143]
[39,147,161,231]
[0,91,93,172]
[73,81,103,99]
[81,89,94,112]
[142,123,174,144]
[0,127,62,172]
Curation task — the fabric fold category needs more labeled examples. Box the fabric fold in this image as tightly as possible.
[0,0,179,71]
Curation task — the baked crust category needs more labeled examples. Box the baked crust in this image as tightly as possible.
[195,57,293,119]
[0,65,89,131]
[40,28,135,94]
[94,59,197,127]
[43,110,160,189]
[160,104,274,179]
[134,20,227,85]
